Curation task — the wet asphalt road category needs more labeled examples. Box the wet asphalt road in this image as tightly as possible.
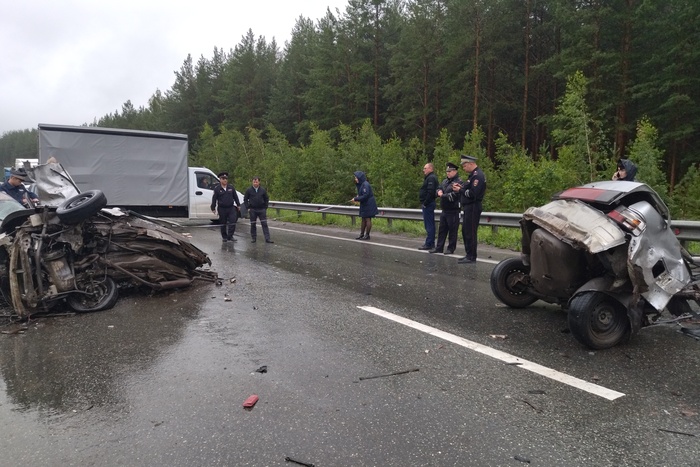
[1,219,699,466]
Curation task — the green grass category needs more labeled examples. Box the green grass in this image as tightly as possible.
[271,209,522,252]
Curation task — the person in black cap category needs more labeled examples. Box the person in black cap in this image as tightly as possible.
[430,162,462,255]
[211,171,241,242]
[418,162,438,250]
[453,155,486,264]
[0,168,39,207]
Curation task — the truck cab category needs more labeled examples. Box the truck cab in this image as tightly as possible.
[189,167,246,219]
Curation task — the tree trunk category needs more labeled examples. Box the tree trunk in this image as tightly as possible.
[522,0,531,149]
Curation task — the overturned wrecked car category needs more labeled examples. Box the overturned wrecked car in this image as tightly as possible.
[490,180,699,349]
[0,163,217,319]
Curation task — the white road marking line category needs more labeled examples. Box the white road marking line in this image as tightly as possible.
[358,305,625,401]
[268,225,499,263]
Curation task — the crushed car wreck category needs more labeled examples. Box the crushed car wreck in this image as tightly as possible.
[490,180,700,349]
[0,162,217,319]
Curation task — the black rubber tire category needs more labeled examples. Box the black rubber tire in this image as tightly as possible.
[490,257,538,308]
[568,291,631,349]
[67,276,119,313]
[56,190,108,224]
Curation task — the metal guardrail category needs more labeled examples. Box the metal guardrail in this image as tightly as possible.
[269,201,700,244]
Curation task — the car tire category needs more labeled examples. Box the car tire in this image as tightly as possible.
[490,257,538,308]
[568,291,631,349]
[67,276,119,313]
[56,190,108,224]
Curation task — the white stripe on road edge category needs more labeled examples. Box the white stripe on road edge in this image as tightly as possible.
[357,305,625,401]
[268,225,500,264]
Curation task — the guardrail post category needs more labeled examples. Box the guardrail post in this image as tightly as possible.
[351,216,356,226]
[297,210,302,218]
[387,218,392,227]
[322,212,327,220]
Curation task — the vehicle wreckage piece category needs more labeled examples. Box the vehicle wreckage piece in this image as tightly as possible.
[491,181,700,349]
[0,189,217,319]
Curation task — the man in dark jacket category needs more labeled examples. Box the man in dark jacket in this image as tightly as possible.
[244,177,273,244]
[430,162,462,255]
[418,162,439,250]
[211,171,241,242]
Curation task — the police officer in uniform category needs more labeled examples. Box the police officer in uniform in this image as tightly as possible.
[430,162,462,255]
[453,155,486,264]
[0,168,39,207]
[211,171,241,242]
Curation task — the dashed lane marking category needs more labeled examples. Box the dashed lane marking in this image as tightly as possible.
[358,305,625,401]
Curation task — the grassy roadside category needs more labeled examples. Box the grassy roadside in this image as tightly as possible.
[271,209,522,251]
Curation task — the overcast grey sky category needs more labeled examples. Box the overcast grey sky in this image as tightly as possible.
[1,0,349,135]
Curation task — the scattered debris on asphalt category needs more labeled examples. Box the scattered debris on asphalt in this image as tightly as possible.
[243,395,259,408]
[520,399,542,413]
[514,454,531,463]
[284,456,315,467]
[359,368,419,381]
[658,428,696,437]
[255,365,268,374]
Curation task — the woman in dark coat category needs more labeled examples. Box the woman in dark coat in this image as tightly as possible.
[350,171,379,240]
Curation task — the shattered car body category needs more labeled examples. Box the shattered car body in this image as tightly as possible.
[0,163,217,319]
[491,180,698,349]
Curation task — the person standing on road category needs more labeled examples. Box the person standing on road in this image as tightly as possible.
[244,176,273,244]
[430,162,462,255]
[211,171,241,242]
[0,168,39,207]
[350,171,379,240]
[453,155,486,264]
[418,162,438,250]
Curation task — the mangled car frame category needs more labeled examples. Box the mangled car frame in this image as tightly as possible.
[0,163,217,319]
[490,180,699,349]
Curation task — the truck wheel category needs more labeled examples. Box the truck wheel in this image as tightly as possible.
[490,257,538,308]
[56,190,108,224]
[67,276,118,312]
[568,291,630,349]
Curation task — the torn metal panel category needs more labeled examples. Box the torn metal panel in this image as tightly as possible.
[626,201,691,310]
[523,199,626,254]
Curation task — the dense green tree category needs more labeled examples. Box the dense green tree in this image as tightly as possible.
[631,0,700,189]
[627,117,667,197]
[218,31,279,132]
[4,0,700,219]
[384,0,447,153]
[163,54,202,141]
[0,129,37,167]
[267,17,318,142]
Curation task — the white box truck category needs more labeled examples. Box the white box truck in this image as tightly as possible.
[37,124,239,220]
